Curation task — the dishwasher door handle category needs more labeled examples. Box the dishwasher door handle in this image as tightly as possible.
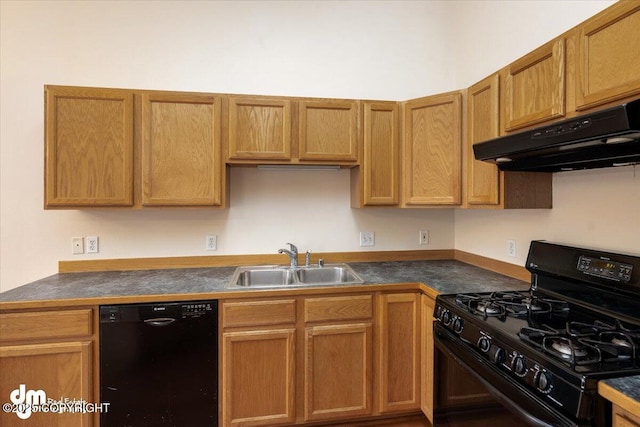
[144,317,176,327]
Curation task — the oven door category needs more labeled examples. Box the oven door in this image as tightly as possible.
[434,322,591,427]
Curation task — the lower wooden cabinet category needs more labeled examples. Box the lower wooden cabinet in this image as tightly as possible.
[420,294,436,423]
[222,328,296,426]
[613,404,640,427]
[0,308,95,427]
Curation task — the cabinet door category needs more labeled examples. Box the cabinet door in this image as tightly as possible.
[222,328,296,426]
[228,97,292,161]
[45,86,133,207]
[377,293,420,413]
[0,341,93,427]
[299,99,359,162]
[304,323,373,421]
[503,38,565,131]
[402,92,462,206]
[352,101,399,207]
[576,1,640,110]
[467,74,500,206]
[141,93,223,206]
[612,404,640,427]
[420,294,435,424]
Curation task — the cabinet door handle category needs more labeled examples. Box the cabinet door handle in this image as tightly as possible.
[144,317,176,327]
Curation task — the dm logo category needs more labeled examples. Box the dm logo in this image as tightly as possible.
[10,384,46,419]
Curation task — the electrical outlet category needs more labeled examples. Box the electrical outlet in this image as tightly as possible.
[507,239,517,257]
[359,231,375,247]
[72,237,84,254]
[87,236,99,253]
[206,235,217,251]
[419,230,429,245]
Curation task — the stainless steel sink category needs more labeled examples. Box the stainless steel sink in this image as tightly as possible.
[227,264,364,288]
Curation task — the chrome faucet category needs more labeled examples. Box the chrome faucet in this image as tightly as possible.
[305,250,312,267]
[278,243,298,268]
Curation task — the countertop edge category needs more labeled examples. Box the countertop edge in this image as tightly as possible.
[599,380,640,416]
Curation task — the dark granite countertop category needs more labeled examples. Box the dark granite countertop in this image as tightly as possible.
[0,260,529,304]
[601,375,640,406]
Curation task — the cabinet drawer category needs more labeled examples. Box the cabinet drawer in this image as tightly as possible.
[304,295,373,323]
[0,309,93,343]
[223,299,296,328]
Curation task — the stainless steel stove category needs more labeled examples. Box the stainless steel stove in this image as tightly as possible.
[434,241,640,427]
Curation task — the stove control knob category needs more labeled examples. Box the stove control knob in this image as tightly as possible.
[477,336,491,353]
[492,347,506,365]
[440,309,452,326]
[453,317,464,334]
[511,355,527,376]
[534,370,552,393]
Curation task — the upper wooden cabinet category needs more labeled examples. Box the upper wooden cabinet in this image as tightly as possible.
[466,74,500,206]
[575,1,640,110]
[45,86,226,208]
[45,86,134,207]
[465,75,553,209]
[351,101,399,207]
[141,92,223,206]
[503,38,565,132]
[227,96,292,161]
[402,92,462,206]
[298,99,359,162]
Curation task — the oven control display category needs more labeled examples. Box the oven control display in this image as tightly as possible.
[577,255,633,282]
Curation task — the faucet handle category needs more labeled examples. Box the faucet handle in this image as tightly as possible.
[286,242,298,254]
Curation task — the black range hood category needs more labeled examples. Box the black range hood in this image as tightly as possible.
[473,98,640,172]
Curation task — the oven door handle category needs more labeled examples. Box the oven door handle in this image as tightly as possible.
[434,323,587,427]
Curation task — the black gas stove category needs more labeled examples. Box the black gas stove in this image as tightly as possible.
[434,241,640,427]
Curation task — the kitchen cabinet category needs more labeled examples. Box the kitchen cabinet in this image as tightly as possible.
[303,295,373,422]
[45,85,226,208]
[45,86,134,207]
[221,299,297,426]
[0,309,95,427]
[298,99,359,162]
[227,96,292,161]
[351,101,400,207]
[613,405,640,427]
[465,74,553,209]
[420,294,435,424]
[141,92,224,206]
[575,1,640,111]
[377,292,420,413]
[402,92,462,206]
[502,38,565,132]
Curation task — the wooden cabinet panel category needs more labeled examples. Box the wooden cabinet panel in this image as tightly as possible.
[228,97,292,161]
[467,74,500,206]
[223,328,296,426]
[0,309,92,343]
[378,293,420,413]
[503,38,565,131]
[304,295,372,323]
[420,294,435,424]
[402,92,462,206]
[304,322,373,421]
[299,100,359,162]
[141,93,223,206]
[45,86,133,207]
[576,1,640,110]
[0,341,93,427]
[613,404,640,427]
[359,101,399,206]
[222,299,296,328]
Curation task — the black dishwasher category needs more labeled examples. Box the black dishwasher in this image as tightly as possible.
[100,300,218,427]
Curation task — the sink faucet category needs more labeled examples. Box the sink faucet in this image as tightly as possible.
[278,243,298,268]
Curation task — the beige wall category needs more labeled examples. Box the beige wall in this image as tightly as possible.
[0,0,633,293]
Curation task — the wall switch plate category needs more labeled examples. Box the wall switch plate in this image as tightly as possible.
[359,231,375,247]
[507,239,517,257]
[72,237,84,254]
[206,235,217,251]
[87,236,99,253]
[419,230,429,245]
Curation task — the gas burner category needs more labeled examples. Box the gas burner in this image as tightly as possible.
[548,338,589,359]
[476,301,503,316]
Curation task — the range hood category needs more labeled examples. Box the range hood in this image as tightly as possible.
[473,98,640,172]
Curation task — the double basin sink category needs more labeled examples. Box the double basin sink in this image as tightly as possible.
[228,264,364,289]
